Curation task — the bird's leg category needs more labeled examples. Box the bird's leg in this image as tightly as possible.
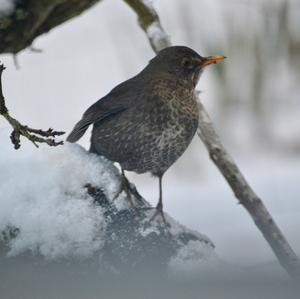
[112,168,133,206]
[122,169,147,205]
[149,175,169,226]
[112,168,144,207]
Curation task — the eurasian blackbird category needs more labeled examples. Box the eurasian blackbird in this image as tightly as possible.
[67,46,225,220]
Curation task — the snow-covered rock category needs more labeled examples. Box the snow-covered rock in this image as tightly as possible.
[0,128,216,274]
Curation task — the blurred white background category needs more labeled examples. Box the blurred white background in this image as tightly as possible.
[0,0,299,268]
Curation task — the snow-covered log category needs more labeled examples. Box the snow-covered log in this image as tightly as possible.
[0,129,216,274]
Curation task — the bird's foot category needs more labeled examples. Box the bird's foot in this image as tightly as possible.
[149,204,170,228]
[112,174,134,207]
[112,173,144,208]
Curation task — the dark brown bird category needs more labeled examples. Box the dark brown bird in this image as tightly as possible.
[67,46,225,220]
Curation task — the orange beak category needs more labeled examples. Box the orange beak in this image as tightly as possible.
[201,55,226,67]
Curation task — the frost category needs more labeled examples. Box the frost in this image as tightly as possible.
[0,128,120,259]
[0,0,15,17]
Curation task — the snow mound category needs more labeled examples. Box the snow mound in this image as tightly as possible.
[0,128,120,259]
[0,128,216,274]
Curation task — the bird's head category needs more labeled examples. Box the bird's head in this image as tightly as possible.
[148,46,225,87]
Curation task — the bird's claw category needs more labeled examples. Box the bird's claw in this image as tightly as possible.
[112,173,145,208]
[112,176,135,208]
[149,205,170,228]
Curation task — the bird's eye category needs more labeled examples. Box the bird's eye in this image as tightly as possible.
[182,58,193,69]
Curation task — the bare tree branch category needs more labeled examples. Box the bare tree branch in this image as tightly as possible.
[123,0,300,278]
[0,63,65,149]
[0,0,102,54]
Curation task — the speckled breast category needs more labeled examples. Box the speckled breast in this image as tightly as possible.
[91,83,199,176]
[121,92,199,175]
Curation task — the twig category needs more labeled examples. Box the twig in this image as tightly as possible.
[123,0,300,278]
[0,63,65,149]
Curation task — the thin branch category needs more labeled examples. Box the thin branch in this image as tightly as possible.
[123,0,300,278]
[197,101,300,278]
[0,63,65,149]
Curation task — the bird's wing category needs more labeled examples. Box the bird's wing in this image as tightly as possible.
[67,105,127,143]
[66,79,138,143]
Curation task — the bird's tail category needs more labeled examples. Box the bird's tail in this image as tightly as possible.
[66,118,91,143]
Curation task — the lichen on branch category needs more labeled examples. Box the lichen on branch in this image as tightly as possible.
[0,63,64,149]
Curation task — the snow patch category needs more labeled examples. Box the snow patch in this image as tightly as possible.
[0,0,15,17]
[146,21,171,51]
[0,128,120,259]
